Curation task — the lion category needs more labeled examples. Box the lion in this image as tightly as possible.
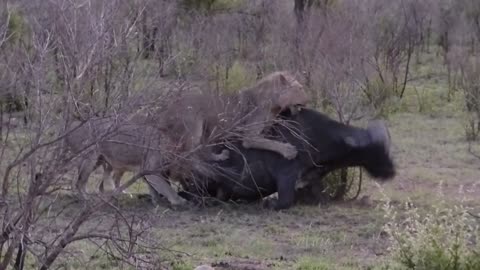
[65,115,193,207]
[66,71,309,207]
[158,70,309,161]
[226,70,308,159]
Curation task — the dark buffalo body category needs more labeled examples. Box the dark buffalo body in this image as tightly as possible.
[182,107,396,210]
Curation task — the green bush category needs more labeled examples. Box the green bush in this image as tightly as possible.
[210,61,255,94]
[6,7,28,44]
[172,47,196,79]
[363,76,397,118]
[295,257,332,270]
[413,86,435,114]
[379,187,480,270]
[322,167,362,201]
[210,0,244,10]
[463,111,480,141]
[296,167,362,205]
[181,0,243,12]
[171,260,194,270]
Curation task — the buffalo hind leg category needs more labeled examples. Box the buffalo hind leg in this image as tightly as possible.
[274,177,296,210]
[264,168,298,210]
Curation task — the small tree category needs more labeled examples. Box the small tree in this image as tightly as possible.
[362,0,424,113]
[0,1,181,269]
[456,53,480,140]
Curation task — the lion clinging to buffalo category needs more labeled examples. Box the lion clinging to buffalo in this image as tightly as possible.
[66,71,310,206]
[65,70,396,210]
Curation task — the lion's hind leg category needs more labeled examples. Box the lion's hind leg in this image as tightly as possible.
[240,118,298,160]
[242,137,298,160]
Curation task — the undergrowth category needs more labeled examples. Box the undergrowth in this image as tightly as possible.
[378,183,480,270]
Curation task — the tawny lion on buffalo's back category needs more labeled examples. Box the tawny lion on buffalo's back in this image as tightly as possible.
[65,71,309,208]
[160,70,310,161]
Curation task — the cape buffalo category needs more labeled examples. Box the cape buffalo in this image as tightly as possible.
[178,107,396,210]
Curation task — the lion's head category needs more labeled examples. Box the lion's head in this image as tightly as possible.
[255,71,309,114]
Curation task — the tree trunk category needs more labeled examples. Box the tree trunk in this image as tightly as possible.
[157,32,171,77]
[0,102,3,141]
[142,10,150,59]
[442,30,449,65]
[294,0,306,24]
[399,42,413,99]
[332,168,349,201]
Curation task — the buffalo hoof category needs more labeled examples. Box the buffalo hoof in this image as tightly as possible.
[262,199,276,210]
[262,198,292,211]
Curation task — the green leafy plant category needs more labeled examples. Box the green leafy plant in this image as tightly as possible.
[379,185,480,270]
[295,257,332,270]
[210,61,255,94]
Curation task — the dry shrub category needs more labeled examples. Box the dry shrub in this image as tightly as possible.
[0,1,187,269]
[321,167,363,201]
[379,185,480,270]
[451,50,480,140]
